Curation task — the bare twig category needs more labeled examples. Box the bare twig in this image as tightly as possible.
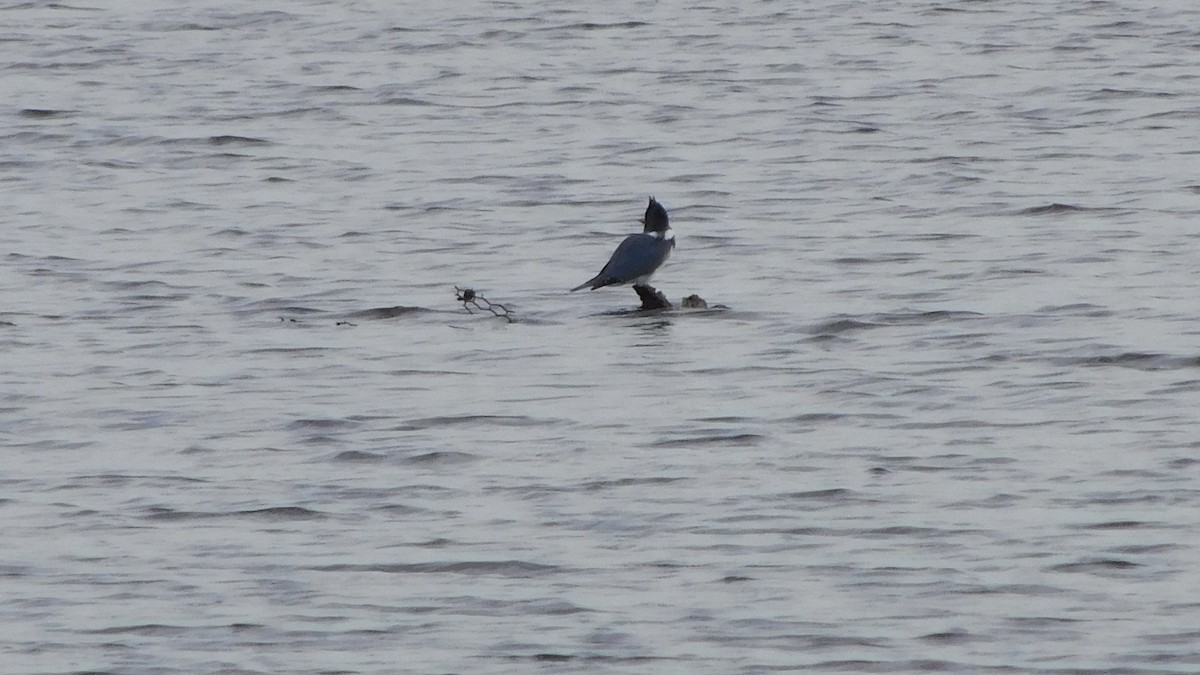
[455,286,514,322]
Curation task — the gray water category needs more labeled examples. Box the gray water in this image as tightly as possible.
[3,1,1200,673]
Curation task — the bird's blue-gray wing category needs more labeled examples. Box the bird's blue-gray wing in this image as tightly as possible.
[573,233,673,290]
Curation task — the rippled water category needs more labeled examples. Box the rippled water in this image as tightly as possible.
[4,1,1200,673]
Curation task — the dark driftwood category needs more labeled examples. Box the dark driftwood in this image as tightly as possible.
[453,285,717,319]
[633,284,672,310]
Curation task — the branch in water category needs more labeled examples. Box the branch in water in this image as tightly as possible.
[633,284,672,310]
[633,286,712,311]
[455,286,514,322]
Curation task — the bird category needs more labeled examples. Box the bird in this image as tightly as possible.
[571,197,675,292]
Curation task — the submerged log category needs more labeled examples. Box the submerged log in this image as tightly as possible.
[453,285,717,318]
[633,284,672,310]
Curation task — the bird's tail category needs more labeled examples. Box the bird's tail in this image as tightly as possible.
[570,274,604,292]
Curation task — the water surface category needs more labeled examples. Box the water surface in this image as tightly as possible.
[3,1,1200,673]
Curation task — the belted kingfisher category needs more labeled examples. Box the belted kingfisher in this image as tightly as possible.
[571,197,675,292]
